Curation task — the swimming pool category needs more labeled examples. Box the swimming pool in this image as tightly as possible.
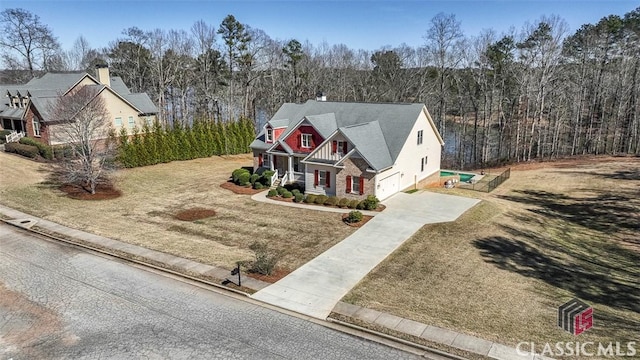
[440,170,476,182]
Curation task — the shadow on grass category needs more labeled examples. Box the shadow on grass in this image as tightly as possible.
[555,168,640,181]
[475,234,640,313]
[499,189,639,234]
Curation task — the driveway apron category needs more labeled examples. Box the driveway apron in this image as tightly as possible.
[251,192,481,319]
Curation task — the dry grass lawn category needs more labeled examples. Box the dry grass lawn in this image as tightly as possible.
[0,152,356,271]
[342,156,640,356]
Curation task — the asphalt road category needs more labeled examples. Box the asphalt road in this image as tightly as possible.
[0,223,419,360]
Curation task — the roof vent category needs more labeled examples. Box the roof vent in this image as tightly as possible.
[316,91,326,102]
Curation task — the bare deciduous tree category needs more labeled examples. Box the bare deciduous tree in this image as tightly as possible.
[50,86,115,195]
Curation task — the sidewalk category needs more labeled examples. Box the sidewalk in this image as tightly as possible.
[0,204,542,360]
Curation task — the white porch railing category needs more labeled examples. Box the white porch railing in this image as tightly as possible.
[270,169,279,187]
[281,171,289,185]
[5,131,25,143]
[292,171,304,183]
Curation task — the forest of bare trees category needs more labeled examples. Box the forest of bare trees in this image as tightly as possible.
[2,7,639,169]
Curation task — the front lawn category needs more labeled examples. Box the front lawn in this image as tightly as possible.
[0,152,357,272]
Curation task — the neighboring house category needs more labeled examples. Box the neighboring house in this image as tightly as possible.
[250,100,444,201]
[0,66,157,145]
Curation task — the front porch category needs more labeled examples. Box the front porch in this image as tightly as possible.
[258,153,305,188]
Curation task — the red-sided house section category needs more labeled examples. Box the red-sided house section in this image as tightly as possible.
[283,125,323,154]
[24,105,50,145]
[263,125,287,145]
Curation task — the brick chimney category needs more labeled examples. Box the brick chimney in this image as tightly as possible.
[95,65,111,87]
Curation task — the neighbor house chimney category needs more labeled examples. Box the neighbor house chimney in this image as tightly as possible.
[316,91,326,102]
[96,65,111,87]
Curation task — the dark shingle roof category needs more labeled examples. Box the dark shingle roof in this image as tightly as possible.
[254,100,437,171]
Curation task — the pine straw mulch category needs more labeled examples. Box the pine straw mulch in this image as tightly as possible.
[245,267,291,283]
[219,180,265,195]
[59,183,122,200]
[174,208,217,221]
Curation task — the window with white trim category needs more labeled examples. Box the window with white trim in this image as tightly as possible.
[115,117,122,126]
[421,155,428,172]
[146,116,153,126]
[262,153,270,168]
[301,133,312,148]
[337,140,346,155]
[32,117,41,137]
[318,170,327,186]
[417,130,423,145]
[352,176,361,194]
[128,116,135,128]
[266,128,273,142]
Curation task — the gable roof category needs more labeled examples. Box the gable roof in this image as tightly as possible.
[252,100,442,170]
[0,71,157,123]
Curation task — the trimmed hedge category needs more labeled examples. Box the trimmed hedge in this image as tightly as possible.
[5,142,39,158]
[325,196,339,206]
[282,191,293,198]
[348,199,360,209]
[361,195,380,210]
[0,130,12,144]
[253,182,264,190]
[267,189,278,197]
[304,194,317,204]
[314,195,329,205]
[293,193,304,203]
[338,198,350,208]
[19,137,52,159]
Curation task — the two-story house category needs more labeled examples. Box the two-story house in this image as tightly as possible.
[250,100,444,201]
[0,66,157,145]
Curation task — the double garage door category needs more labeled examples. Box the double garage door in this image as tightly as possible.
[376,172,401,200]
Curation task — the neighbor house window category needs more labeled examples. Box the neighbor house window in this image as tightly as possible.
[301,133,312,148]
[262,153,270,168]
[417,130,423,145]
[32,117,41,137]
[266,128,273,142]
[421,155,428,172]
[128,116,135,128]
[115,117,122,126]
[146,116,154,126]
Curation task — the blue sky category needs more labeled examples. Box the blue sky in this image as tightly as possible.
[2,1,638,51]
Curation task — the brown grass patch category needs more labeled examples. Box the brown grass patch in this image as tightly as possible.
[174,208,217,221]
[344,156,640,354]
[59,183,122,200]
[219,180,264,195]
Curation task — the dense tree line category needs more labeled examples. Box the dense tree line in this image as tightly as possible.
[2,7,639,168]
[115,117,255,168]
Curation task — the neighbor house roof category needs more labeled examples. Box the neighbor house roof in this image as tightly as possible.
[0,71,157,124]
[252,100,442,171]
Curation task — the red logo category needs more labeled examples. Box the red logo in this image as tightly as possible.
[558,298,593,335]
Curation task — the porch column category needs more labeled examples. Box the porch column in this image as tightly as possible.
[269,154,274,171]
[288,156,293,174]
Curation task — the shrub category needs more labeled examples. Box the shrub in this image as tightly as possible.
[325,196,339,206]
[5,142,39,158]
[250,173,260,184]
[362,195,380,210]
[19,137,52,159]
[237,172,251,186]
[248,241,281,275]
[293,193,304,203]
[267,189,277,197]
[282,191,293,198]
[304,194,317,204]
[338,198,350,208]
[261,170,275,186]
[52,145,74,159]
[253,182,264,190]
[357,200,366,210]
[0,130,12,144]
[232,168,250,184]
[276,186,286,195]
[345,210,363,223]
[291,189,301,196]
[314,195,328,205]
[348,199,360,209]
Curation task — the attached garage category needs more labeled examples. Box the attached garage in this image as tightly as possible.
[375,172,401,200]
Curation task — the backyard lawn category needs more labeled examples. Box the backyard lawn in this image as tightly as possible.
[340,156,640,354]
[0,152,356,272]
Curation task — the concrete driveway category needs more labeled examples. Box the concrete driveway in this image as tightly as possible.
[251,191,480,319]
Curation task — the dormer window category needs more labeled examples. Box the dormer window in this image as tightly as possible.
[266,128,273,142]
[301,133,312,148]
